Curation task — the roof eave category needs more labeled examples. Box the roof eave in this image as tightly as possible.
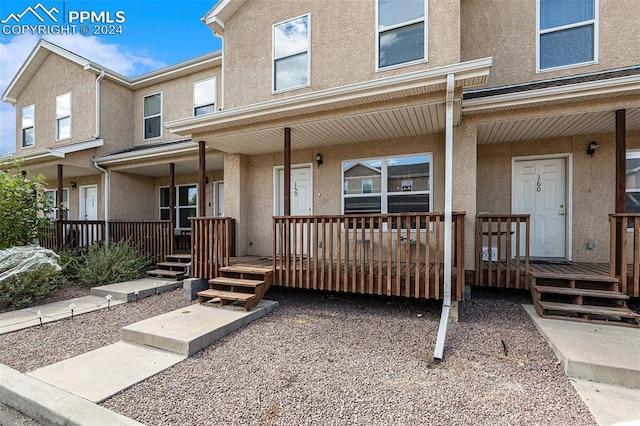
[166,57,493,135]
[94,141,199,166]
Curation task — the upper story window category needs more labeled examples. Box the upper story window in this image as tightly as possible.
[342,153,431,215]
[143,93,162,140]
[273,14,310,92]
[194,77,216,116]
[56,92,71,140]
[377,0,427,69]
[538,0,597,71]
[21,104,35,147]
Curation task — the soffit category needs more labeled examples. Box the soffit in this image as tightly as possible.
[477,106,640,144]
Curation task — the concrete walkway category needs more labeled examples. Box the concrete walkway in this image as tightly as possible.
[523,304,640,426]
[0,278,182,335]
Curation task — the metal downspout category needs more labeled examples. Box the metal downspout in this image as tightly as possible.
[434,73,455,361]
[92,70,108,244]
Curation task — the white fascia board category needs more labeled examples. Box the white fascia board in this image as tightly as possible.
[53,139,104,154]
[94,142,198,166]
[463,74,640,112]
[166,57,493,134]
[3,149,65,162]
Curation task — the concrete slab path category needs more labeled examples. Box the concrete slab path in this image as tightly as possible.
[91,278,182,302]
[523,304,640,425]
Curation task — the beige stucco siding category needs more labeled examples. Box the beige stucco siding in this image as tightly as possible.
[132,68,221,146]
[44,175,103,220]
[222,0,460,109]
[98,80,134,156]
[461,0,640,88]
[15,54,95,153]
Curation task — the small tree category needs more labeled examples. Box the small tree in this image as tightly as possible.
[0,158,52,249]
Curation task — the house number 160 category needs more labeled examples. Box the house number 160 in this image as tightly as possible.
[536,175,542,192]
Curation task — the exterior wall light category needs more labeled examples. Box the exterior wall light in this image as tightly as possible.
[316,153,323,167]
[587,141,598,157]
[70,181,77,189]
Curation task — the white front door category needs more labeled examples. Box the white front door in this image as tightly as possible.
[214,181,224,217]
[513,158,567,259]
[79,185,98,246]
[275,165,313,256]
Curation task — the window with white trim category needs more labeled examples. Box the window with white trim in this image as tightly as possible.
[194,77,216,116]
[377,0,426,69]
[22,104,35,147]
[56,92,71,140]
[273,14,310,92]
[44,188,69,220]
[342,154,431,215]
[538,0,597,71]
[160,184,197,229]
[626,151,640,215]
[143,93,162,140]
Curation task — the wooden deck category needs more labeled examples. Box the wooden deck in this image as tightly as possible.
[230,256,462,300]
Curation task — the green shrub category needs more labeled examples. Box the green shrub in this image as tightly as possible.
[76,241,150,287]
[0,265,65,309]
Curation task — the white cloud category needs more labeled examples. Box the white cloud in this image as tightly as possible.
[0,34,167,155]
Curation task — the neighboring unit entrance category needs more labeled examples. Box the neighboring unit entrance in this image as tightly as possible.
[79,185,98,245]
[275,164,313,256]
[214,181,224,217]
[512,157,568,259]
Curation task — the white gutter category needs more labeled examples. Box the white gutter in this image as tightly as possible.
[434,73,455,361]
[93,70,105,139]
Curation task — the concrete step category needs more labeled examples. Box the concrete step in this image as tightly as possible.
[121,300,278,356]
[91,278,182,302]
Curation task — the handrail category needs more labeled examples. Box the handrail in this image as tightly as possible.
[609,214,640,297]
[190,217,235,280]
[273,212,466,300]
[475,214,530,289]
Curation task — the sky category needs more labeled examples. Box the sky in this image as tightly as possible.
[0,0,223,156]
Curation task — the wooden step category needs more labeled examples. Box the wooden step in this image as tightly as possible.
[197,289,259,310]
[147,269,185,280]
[165,254,191,263]
[209,277,264,288]
[538,301,640,320]
[531,272,618,282]
[156,262,189,270]
[219,265,273,275]
[534,285,630,300]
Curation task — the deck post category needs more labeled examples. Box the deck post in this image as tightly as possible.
[169,162,176,252]
[56,165,63,248]
[198,141,206,217]
[284,127,291,216]
[615,109,626,276]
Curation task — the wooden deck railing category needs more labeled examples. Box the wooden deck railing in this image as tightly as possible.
[41,220,171,264]
[475,214,530,289]
[273,212,466,300]
[610,213,640,297]
[190,217,235,280]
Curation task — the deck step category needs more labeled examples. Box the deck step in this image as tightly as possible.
[530,272,619,282]
[156,262,189,270]
[538,301,640,320]
[146,269,185,280]
[198,289,255,302]
[219,265,273,275]
[165,254,191,263]
[534,285,630,300]
[209,277,264,288]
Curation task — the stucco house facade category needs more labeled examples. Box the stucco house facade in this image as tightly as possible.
[3,0,640,319]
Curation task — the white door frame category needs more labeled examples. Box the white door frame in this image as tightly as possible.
[511,153,573,261]
[213,180,224,217]
[79,184,98,220]
[273,163,314,215]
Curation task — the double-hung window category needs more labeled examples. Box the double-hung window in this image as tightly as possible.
[160,184,197,229]
[377,0,427,69]
[343,154,431,216]
[194,77,216,116]
[626,151,640,215]
[22,104,35,147]
[143,93,162,140]
[44,189,69,220]
[56,92,71,140]
[273,14,310,92]
[538,0,597,71]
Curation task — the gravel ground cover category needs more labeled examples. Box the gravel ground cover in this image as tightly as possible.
[90,287,595,426]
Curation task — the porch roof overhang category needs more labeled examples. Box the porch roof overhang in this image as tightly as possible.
[462,66,640,144]
[164,58,492,155]
[1,138,103,165]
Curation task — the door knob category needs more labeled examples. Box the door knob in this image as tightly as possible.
[559,211,565,216]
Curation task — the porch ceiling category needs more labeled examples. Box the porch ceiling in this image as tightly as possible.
[194,101,455,155]
[116,155,224,177]
[476,106,640,144]
[25,164,98,181]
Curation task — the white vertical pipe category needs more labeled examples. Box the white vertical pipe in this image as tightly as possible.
[434,73,455,361]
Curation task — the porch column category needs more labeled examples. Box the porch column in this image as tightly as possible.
[56,164,64,248]
[452,118,478,285]
[224,153,249,256]
[198,140,206,217]
[169,162,176,251]
[615,109,626,276]
[284,127,291,216]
